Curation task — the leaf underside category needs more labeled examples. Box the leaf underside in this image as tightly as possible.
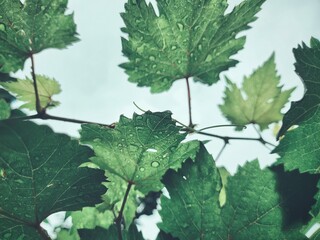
[0,120,106,239]
[220,54,294,131]
[159,144,307,239]
[277,37,320,138]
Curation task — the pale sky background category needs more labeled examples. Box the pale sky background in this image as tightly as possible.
[14,0,320,239]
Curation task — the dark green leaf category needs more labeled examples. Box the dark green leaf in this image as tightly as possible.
[80,111,199,194]
[0,98,10,119]
[0,120,106,239]
[120,0,265,92]
[78,224,144,240]
[273,110,320,173]
[220,54,294,130]
[0,0,79,72]
[278,37,320,138]
[159,144,306,239]
[156,230,179,240]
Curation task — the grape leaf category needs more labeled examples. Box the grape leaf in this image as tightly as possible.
[156,231,179,240]
[70,174,143,234]
[219,54,294,130]
[301,215,320,240]
[0,120,106,239]
[273,109,320,173]
[71,207,114,230]
[159,144,306,239]
[0,75,61,110]
[120,0,265,92]
[80,111,200,194]
[78,224,144,240]
[0,98,10,120]
[0,0,79,72]
[277,37,320,138]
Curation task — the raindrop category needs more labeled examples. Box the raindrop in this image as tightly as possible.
[139,167,145,172]
[205,54,212,62]
[198,44,202,51]
[171,45,177,50]
[147,148,157,153]
[152,64,157,68]
[93,138,101,143]
[177,22,184,31]
[118,143,122,147]
[149,56,156,61]
[136,115,143,121]
[177,60,182,64]
[151,161,160,168]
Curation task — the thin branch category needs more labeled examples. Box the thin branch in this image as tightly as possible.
[37,226,51,240]
[1,113,114,128]
[198,124,246,132]
[30,54,43,114]
[115,181,133,240]
[215,141,228,162]
[133,102,147,113]
[185,77,194,128]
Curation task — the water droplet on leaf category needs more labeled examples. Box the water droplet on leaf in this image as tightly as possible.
[149,56,156,61]
[151,161,160,168]
[139,167,145,172]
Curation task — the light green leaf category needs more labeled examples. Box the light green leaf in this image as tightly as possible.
[219,54,294,130]
[71,207,114,231]
[278,37,320,138]
[57,227,80,240]
[120,0,265,92]
[159,145,306,239]
[0,120,106,239]
[0,98,10,119]
[78,224,144,240]
[0,0,79,72]
[71,174,143,233]
[80,111,199,194]
[273,109,320,173]
[0,75,61,111]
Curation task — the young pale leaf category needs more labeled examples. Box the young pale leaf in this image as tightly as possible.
[78,225,144,240]
[0,120,106,239]
[273,109,320,173]
[70,174,143,234]
[219,54,294,131]
[278,37,320,138]
[120,0,265,92]
[0,98,10,119]
[0,0,79,72]
[159,145,307,239]
[80,111,199,194]
[0,75,61,111]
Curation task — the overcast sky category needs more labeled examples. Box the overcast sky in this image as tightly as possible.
[14,1,320,238]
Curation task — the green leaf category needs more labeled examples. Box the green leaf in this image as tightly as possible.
[57,227,80,240]
[302,213,320,239]
[71,207,114,230]
[156,231,179,240]
[277,37,320,138]
[120,0,265,92]
[219,54,294,130]
[78,224,144,240]
[273,110,320,173]
[80,111,200,194]
[0,0,79,72]
[0,120,106,239]
[71,174,143,233]
[0,75,61,110]
[159,145,306,239]
[0,98,10,119]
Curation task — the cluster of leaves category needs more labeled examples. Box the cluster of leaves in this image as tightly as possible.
[0,0,319,240]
